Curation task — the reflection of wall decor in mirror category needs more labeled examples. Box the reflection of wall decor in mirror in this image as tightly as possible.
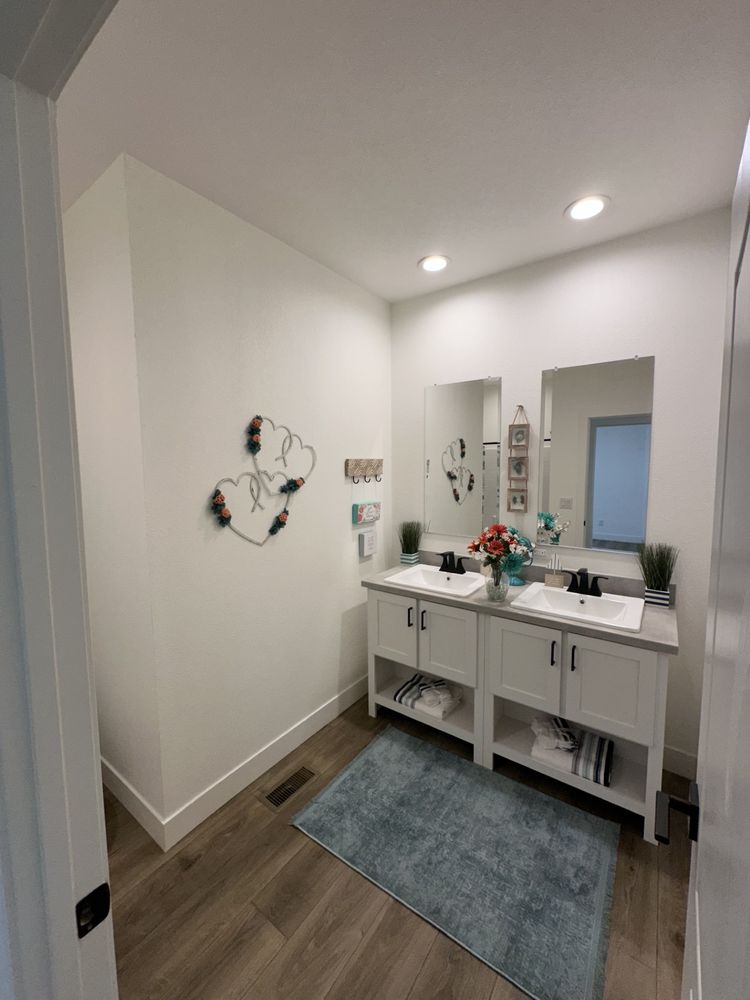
[210,414,317,546]
[424,379,502,536]
[508,405,530,453]
[442,438,475,504]
[508,488,528,513]
[508,455,529,481]
[539,357,654,552]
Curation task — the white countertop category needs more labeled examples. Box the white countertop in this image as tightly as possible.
[362,567,679,654]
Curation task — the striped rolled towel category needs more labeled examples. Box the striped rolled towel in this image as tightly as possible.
[531,725,614,787]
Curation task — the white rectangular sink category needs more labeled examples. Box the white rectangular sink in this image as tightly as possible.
[510,581,645,632]
[385,564,485,597]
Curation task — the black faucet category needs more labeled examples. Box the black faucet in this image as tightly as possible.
[439,551,456,573]
[439,551,467,575]
[565,568,609,597]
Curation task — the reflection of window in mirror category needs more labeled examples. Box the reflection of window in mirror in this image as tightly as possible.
[424,378,502,537]
[539,358,654,552]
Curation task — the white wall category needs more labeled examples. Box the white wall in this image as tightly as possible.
[391,210,729,769]
[65,159,165,815]
[65,156,391,844]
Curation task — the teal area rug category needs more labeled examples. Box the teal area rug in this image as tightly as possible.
[293,727,618,1000]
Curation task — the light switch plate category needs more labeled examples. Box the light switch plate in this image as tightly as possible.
[559,497,573,510]
[358,530,377,557]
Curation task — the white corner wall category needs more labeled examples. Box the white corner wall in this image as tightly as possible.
[65,158,166,820]
[391,210,729,773]
[65,156,391,847]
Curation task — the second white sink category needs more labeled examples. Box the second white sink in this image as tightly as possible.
[385,564,485,597]
[510,581,645,632]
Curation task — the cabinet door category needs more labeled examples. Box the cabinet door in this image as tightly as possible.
[368,591,417,667]
[418,600,477,686]
[487,619,562,714]
[562,634,657,745]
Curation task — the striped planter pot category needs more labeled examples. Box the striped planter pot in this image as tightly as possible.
[644,587,671,607]
[399,552,420,565]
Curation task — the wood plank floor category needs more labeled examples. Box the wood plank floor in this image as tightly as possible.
[105,698,690,999]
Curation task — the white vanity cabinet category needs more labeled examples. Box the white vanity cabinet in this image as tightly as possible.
[367,590,481,760]
[418,599,478,686]
[368,591,418,667]
[486,618,562,715]
[364,574,676,843]
[562,634,658,746]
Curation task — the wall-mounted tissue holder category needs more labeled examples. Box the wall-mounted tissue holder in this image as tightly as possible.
[345,458,383,483]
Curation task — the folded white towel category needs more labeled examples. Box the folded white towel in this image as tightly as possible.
[413,696,461,720]
[530,741,575,772]
[531,716,578,751]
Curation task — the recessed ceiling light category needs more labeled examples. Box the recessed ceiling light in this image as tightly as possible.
[418,254,449,272]
[565,195,610,221]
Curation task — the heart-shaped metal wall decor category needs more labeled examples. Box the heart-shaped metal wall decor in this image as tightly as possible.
[210,415,317,546]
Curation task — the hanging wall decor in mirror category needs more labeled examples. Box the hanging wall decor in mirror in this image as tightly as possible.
[424,378,502,536]
[539,358,654,553]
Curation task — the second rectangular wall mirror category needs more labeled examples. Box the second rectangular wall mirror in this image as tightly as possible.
[539,357,654,553]
[424,378,502,537]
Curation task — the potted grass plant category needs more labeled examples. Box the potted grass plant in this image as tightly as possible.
[637,542,679,607]
[397,520,424,565]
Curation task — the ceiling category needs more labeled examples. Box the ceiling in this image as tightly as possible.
[57,0,750,301]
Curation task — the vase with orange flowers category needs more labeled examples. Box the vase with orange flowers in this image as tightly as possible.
[468,523,533,600]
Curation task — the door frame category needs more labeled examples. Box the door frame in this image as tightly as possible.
[0,4,120,997]
[584,412,652,550]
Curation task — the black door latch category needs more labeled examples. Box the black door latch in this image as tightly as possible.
[655,782,700,845]
[75,883,111,939]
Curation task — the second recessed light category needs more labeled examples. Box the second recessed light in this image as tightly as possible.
[565,195,610,221]
[418,254,450,272]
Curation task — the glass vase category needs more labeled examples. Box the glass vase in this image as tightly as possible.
[485,564,510,602]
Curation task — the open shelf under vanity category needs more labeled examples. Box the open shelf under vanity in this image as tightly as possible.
[372,656,478,748]
[489,698,648,816]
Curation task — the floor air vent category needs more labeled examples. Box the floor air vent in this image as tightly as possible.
[265,766,315,808]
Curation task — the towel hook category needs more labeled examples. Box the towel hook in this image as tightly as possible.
[352,476,360,484]
[364,475,371,483]
[375,474,382,482]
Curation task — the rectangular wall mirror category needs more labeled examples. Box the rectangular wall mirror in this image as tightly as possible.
[424,378,502,537]
[539,357,654,552]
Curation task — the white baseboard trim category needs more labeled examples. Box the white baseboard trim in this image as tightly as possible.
[663,744,697,780]
[101,757,169,851]
[104,675,368,852]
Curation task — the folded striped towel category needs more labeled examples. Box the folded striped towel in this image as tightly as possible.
[531,727,613,787]
[531,716,579,751]
[394,674,462,716]
[393,673,426,709]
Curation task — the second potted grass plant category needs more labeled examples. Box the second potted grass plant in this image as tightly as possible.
[398,520,424,565]
[637,542,679,606]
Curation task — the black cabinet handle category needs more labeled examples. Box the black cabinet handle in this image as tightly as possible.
[407,606,414,628]
[420,609,427,631]
[570,645,577,671]
[550,640,557,666]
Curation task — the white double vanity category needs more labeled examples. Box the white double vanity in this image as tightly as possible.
[363,570,678,844]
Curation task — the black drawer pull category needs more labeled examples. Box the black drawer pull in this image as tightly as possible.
[407,606,414,628]
[420,609,427,631]
[570,645,577,671]
[550,640,557,666]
